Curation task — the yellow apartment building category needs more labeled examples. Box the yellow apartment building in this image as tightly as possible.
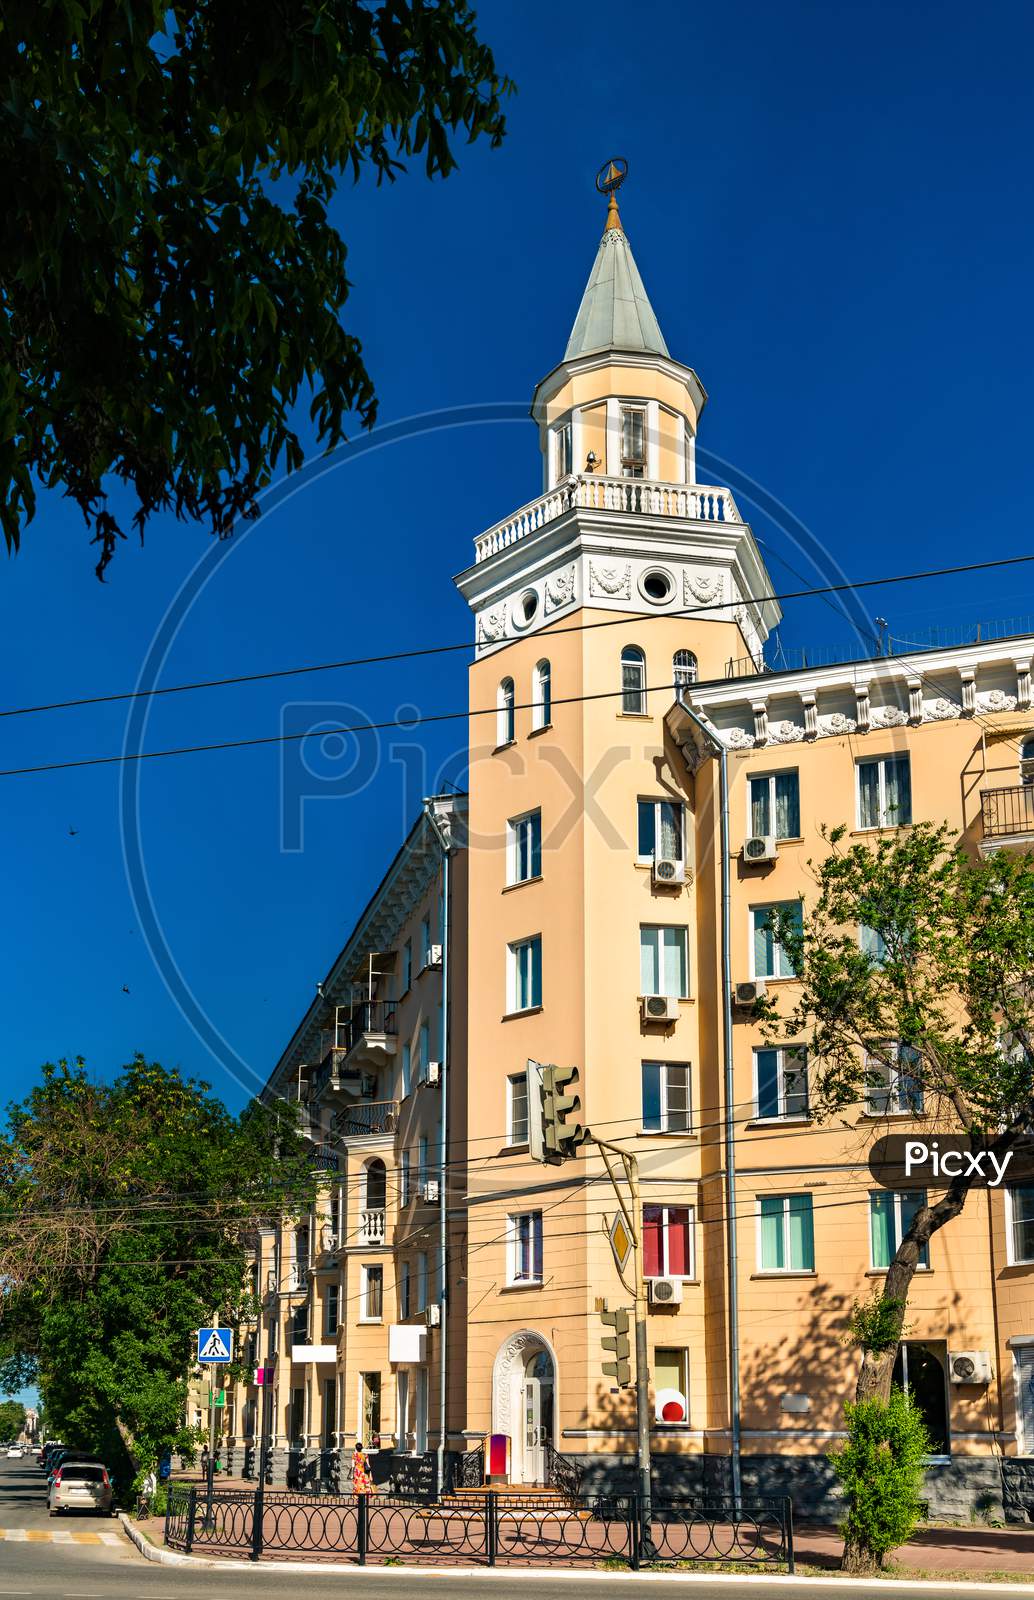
[222,183,1033,1520]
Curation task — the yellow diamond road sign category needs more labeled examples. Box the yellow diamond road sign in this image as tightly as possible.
[608,1212,633,1274]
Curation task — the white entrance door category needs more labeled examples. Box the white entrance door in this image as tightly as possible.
[522,1374,545,1484]
[1017,1347,1034,1455]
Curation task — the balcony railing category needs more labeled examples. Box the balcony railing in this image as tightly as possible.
[982,785,1034,840]
[473,473,741,563]
[336,1099,399,1139]
[308,1142,340,1172]
[358,1208,386,1246]
[313,1002,399,1096]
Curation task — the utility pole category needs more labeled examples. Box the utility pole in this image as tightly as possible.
[205,1364,217,1527]
[595,1139,651,1541]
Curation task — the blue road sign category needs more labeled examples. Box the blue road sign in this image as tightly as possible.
[197,1327,233,1363]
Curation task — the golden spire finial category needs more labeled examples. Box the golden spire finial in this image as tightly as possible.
[595,156,628,233]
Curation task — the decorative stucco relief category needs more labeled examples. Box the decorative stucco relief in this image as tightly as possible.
[589,561,631,599]
[684,569,724,607]
[544,565,576,613]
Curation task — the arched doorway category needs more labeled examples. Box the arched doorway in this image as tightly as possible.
[491,1331,557,1484]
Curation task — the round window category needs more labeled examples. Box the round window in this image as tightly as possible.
[512,589,539,629]
[639,568,675,605]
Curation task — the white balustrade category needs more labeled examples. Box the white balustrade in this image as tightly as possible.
[359,1208,386,1245]
[473,474,741,562]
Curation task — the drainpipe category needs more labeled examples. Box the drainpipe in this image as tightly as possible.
[423,798,453,1494]
[675,690,742,1505]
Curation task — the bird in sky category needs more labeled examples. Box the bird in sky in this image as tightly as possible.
[68,826,78,837]
[121,984,131,995]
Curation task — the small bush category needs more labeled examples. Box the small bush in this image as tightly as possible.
[829,1388,929,1568]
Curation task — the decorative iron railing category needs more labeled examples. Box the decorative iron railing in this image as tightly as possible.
[165,1485,795,1570]
[336,1101,399,1139]
[982,785,1034,840]
[544,1442,583,1498]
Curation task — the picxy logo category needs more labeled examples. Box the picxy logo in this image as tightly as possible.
[904,1140,1012,1186]
[869,1134,1034,1190]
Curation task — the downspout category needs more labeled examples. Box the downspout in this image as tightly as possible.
[423,798,452,1494]
[675,690,742,1504]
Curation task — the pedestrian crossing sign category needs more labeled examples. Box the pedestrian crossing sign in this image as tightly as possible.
[198,1327,233,1363]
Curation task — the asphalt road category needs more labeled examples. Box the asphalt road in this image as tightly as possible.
[0,1457,1025,1600]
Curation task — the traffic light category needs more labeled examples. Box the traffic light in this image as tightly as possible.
[600,1307,632,1387]
[527,1060,589,1164]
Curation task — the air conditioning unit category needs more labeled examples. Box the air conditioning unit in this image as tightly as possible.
[949,1351,992,1385]
[651,858,686,888]
[732,979,767,1008]
[426,944,444,969]
[648,1277,683,1308]
[427,1061,441,1086]
[321,1230,339,1254]
[641,994,679,1024]
[266,1269,277,1293]
[743,835,777,864]
[424,1304,441,1328]
[421,1179,441,1204]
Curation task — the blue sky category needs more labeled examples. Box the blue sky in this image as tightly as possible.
[2,0,1034,1150]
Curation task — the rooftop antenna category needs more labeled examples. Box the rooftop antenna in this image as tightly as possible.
[874,617,889,657]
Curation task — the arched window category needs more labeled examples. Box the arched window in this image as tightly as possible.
[497,677,515,746]
[621,646,646,715]
[533,660,551,730]
[673,649,698,690]
[364,1158,387,1213]
[1022,737,1034,786]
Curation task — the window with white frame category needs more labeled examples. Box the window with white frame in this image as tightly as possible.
[360,1371,381,1441]
[643,1204,694,1277]
[325,1282,340,1338]
[399,1260,412,1319]
[420,915,432,967]
[654,1347,690,1422]
[621,645,646,714]
[554,422,572,481]
[640,924,689,997]
[754,1047,808,1120]
[403,939,413,992]
[857,754,912,829]
[870,1189,929,1269]
[508,1212,543,1284]
[399,1149,411,1208]
[758,1194,815,1272]
[418,1135,429,1190]
[749,771,800,840]
[641,1061,691,1133]
[416,1251,428,1312]
[672,649,697,689]
[637,799,684,863]
[1006,1186,1034,1265]
[497,678,516,747]
[360,1264,384,1322]
[507,935,542,1012]
[401,1041,412,1098]
[508,810,542,884]
[507,1072,529,1144]
[864,1043,924,1115]
[620,406,646,477]
[418,1020,430,1083]
[532,660,551,730]
[859,924,888,964]
[751,902,803,979]
[1015,1347,1034,1455]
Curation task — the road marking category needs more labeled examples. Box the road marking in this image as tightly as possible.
[0,1530,121,1546]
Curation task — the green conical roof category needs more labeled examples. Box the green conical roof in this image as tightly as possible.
[564,208,669,362]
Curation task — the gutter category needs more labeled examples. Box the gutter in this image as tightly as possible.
[423,797,454,1496]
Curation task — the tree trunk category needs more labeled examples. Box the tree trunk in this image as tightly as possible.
[842,1531,883,1576]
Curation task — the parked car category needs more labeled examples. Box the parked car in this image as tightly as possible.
[30,1446,42,1457]
[48,1463,113,1517]
[39,1442,64,1472]
[46,1450,104,1483]
[6,1446,24,1458]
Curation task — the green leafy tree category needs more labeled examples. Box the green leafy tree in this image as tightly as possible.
[1,2,511,575]
[0,1056,316,1478]
[765,823,1034,1568]
[829,1389,930,1575]
[0,1398,26,1439]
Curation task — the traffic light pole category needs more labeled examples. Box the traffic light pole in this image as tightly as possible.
[595,1139,651,1544]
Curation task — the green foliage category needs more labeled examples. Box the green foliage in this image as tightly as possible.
[830,1390,930,1564]
[0,1,511,575]
[0,1055,316,1468]
[844,1290,908,1354]
[0,1398,26,1438]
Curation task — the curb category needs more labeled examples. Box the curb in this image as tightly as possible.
[114,1524,1034,1592]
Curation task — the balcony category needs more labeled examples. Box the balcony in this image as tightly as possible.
[473,473,741,563]
[357,1208,387,1246]
[980,785,1034,854]
[336,1100,398,1140]
[308,1142,340,1173]
[312,1002,398,1097]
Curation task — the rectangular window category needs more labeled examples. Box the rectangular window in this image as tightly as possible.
[508,935,543,1012]
[399,1260,411,1319]
[641,1062,691,1133]
[640,925,689,998]
[418,1020,430,1083]
[508,1212,543,1284]
[753,1047,808,1120]
[751,902,803,979]
[418,1135,429,1189]
[416,1252,428,1313]
[555,423,572,479]
[857,754,912,829]
[403,940,413,993]
[758,1194,815,1272]
[1016,1348,1034,1455]
[325,1282,340,1338]
[508,810,542,884]
[1006,1186,1034,1265]
[643,1204,695,1278]
[654,1348,689,1422]
[637,799,685,862]
[507,1072,530,1144]
[621,406,646,478]
[870,1190,929,1269]
[401,1041,412,1098]
[360,1372,381,1441]
[865,1043,924,1115]
[399,1150,410,1208]
[749,771,801,840]
[421,915,432,966]
[859,924,888,964]
[361,1264,383,1322]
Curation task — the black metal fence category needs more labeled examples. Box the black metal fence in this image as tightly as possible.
[982,784,1034,840]
[165,1484,794,1570]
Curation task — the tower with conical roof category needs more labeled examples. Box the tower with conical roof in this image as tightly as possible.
[453,171,779,1492]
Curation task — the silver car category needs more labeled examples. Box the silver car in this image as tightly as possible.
[48,1462,114,1516]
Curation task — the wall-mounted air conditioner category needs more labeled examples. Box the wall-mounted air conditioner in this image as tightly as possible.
[421,1179,441,1204]
[641,994,679,1024]
[652,858,686,888]
[949,1351,992,1384]
[648,1277,683,1307]
[426,944,443,969]
[424,1304,441,1328]
[732,979,767,1008]
[743,835,777,864]
[426,1061,441,1086]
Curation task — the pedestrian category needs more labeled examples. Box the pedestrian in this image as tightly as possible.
[200,1443,210,1480]
[351,1439,374,1496]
